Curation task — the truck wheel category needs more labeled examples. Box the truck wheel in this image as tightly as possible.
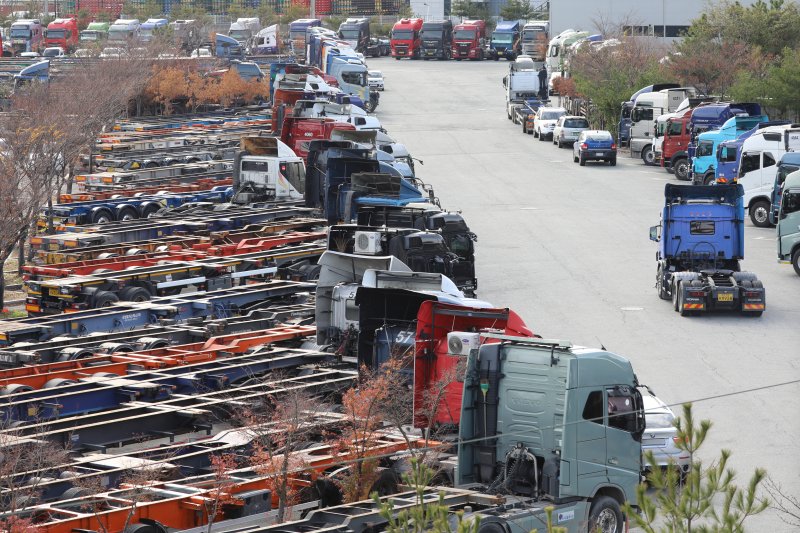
[703,173,716,186]
[657,266,670,300]
[749,200,771,228]
[673,158,689,181]
[589,496,623,533]
[91,209,114,224]
[119,286,151,303]
[117,207,138,221]
[92,291,119,308]
[793,249,800,276]
[641,146,655,166]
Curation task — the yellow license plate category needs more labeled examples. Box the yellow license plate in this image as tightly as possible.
[49,288,61,296]
[717,293,733,302]
[49,243,60,251]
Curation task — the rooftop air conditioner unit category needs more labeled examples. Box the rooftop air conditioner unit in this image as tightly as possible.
[354,231,381,255]
[447,332,481,356]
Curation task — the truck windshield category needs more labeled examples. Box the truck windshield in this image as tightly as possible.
[107,29,129,41]
[229,30,250,40]
[696,140,714,157]
[340,29,360,39]
[666,120,682,136]
[47,29,65,39]
[420,30,442,39]
[341,71,366,86]
[289,30,306,40]
[10,28,31,38]
[492,33,513,44]
[454,29,476,39]
[781,190,800,216]
[777,165,799,187]
[280,161,305,193]
[80,31,98,40]
[392,30,413,40]
[522,29,543,40]
[139,29,153,38]
[719,145,737,162]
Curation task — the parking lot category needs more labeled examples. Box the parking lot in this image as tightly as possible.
[371,56,800,528]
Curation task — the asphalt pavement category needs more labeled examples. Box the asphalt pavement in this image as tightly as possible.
[370,56,799,529]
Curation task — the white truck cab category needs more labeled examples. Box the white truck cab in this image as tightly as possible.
[736,125,800,227]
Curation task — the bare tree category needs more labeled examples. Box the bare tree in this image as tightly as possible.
[764,476,800,528]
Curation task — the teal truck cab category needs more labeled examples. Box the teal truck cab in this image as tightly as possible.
[777,169,800,276]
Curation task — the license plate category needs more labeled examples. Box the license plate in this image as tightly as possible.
[49,288,61,296]
[49,243,60,251]
[717,293,733,302]
[595,152,603,156]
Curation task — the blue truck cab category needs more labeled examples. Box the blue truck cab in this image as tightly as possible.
[691,114,767,185]
[650,183,765,316]
[489,21,521,60]
[139,18,168,42]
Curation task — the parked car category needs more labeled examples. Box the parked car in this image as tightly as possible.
[99,47,123,58]
[553,115,590,148]
[42,46,65,58]
[641,392,691,475]
[74,48,93,57]
[573,130,617,166]
[533,106,567,141]
[368,70,384,91]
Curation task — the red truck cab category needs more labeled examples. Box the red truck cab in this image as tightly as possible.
[390,18,423,60]
[452,19,486,60]
[45,16,79,53]
[280,116,356,159]
[660,109,693,180]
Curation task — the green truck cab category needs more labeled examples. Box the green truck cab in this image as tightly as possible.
[457,336,645,532]
[777,170,800,275]
[79,22,110,43]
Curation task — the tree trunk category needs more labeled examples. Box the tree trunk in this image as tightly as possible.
[17,235,25,275]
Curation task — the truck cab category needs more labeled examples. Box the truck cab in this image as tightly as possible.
[288,19,321,61]
[545,29,587,72]
[770,151,800,225]
[691,114,768,186]
[45,17,78,52]
[390,18,423,59]
[630,87,697,165]
[80,22,109,44]
[521,21,549,64]
[139,18,168,43]
[490,20,521,61]
[777,170,800,275]
[457,337,644,531]
[228,17,260,50]
[232,137,305,204]
[10,19,43,54]
[736,125,800,227]
[338,17,370,53]
[107,19,140,45]
[451,20,485,60]
[420,20,453,60]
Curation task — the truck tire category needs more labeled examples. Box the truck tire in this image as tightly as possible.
[91,208,114,224]
[141,203,161,218]
[749,199,771,228]
[793,248,800,276]
[92,291,119,308]
[673,158,690,181]
[641,146,656,166]
[119,286,151,303]
[589,496,623,533]
[117,206,138,221]
[657,266,670,300]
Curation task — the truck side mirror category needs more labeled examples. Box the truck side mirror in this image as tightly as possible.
[502,76,507,88]
[649,225,661,242]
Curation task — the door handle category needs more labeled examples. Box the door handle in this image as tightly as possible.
[608,457,618,465]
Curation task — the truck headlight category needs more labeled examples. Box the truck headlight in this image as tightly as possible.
[59,286,72,295]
